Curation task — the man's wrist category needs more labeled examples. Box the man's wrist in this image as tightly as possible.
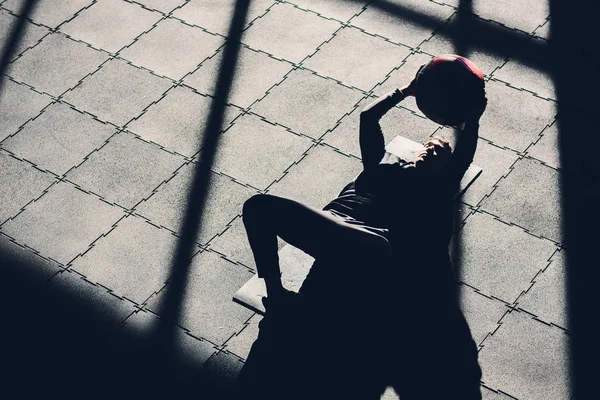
[398,86,412,97]
[393,87,406,98]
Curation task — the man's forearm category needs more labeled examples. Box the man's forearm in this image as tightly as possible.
[359,89,406,168]
[360,89,406,121]
[446,121,479,188]
[454,121,479,166]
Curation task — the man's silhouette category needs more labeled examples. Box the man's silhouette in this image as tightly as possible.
[235,69,487,400]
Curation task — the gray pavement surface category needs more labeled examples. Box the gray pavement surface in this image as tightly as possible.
[0,1,569,399]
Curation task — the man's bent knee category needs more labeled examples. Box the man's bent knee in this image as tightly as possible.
[242,194,273,222]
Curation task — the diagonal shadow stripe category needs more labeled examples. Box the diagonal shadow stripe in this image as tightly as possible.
[0,0,38,93]
[349,0,549,73]
[549,1,600,398]
[449,0,474,300]
[150,0,251,360]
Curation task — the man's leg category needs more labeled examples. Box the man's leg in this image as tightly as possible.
[242,193,392,296]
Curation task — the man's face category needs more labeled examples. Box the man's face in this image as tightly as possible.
[414,138,451,175]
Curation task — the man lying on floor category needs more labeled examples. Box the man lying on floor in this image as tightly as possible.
[234,67,487,400]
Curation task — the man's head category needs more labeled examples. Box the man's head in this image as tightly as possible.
[414,136,452,175]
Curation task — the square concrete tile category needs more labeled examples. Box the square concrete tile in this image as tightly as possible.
[267,144,363,209]
[3,102,116,175]
[3,0,92,28]
[134,0,186,14]
[492,37,555,100]
[418,22,509,77]
[212,113,313,189]
[47,268,136,328]
[373,52,433,98]
[0,78,52,141]
[119,17,224,80]
[517,249,567,329]
[1,182,125,264]
[303,26,411,91]
[397,94,424,119]
[242,2,341,64]
[458,285,508,346]
[71,215,181,304]
[461,139,520,207]
[62,58,173,126]
[122,309,217,366]
[526,121,560,170]
[127,85,241,157]
[473,0,549,34]
[478,311,570,400]
[66,131,185,209]
[135,164,256,244]
[287,0,368,22]
[451,211,556,303]
[0,8,50,61]
[479,79,556,152]
[60,0,162,53]
[224,313,261,360]
[184,45,293,109]
[0,151,56,224]
[480,157,562,243]
[0,233,63,285]
[350,0,454,48]
[322,97,372,158]
[250,68,364,139]
[8,33,108,96]
[378,102,441,144]
[172,0,275,36]
[208,216,255,270]
[147,250,254,345]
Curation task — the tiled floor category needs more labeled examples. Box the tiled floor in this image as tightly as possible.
[0,1,570,399]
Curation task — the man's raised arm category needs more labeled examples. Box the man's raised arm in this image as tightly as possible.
[359,89,406,170]
[445,121,479,188]
[445,92,487,190]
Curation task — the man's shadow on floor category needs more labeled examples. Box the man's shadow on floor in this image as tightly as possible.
[233,253,482,400]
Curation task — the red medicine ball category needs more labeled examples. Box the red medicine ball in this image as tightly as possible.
[415,54,486,126]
